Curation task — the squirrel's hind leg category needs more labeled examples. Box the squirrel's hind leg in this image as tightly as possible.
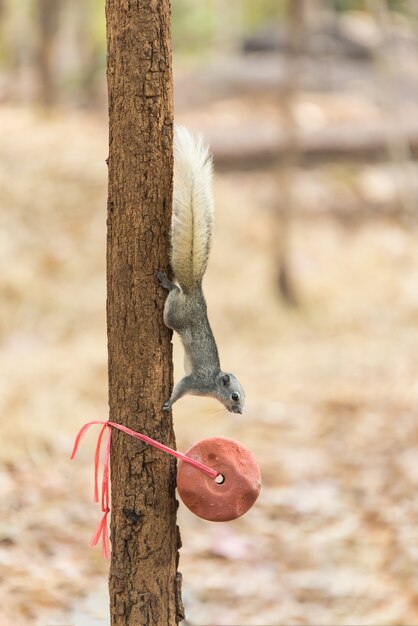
[157,271,176,291]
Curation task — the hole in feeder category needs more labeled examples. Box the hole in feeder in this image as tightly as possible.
[215,474,225,484]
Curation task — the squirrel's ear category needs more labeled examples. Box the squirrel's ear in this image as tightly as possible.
[221,373,230,386]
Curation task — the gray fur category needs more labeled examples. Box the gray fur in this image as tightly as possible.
[157,272,245,413]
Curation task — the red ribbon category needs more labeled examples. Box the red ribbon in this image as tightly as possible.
[71,420,218,558]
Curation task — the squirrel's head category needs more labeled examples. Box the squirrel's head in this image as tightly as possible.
[217,372,245,414]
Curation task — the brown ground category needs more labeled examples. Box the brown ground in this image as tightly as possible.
[1,104,418,626]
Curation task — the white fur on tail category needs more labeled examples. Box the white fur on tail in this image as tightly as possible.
[171,126,215,292]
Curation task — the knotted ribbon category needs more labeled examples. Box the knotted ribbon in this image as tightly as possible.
[71,420,218,558]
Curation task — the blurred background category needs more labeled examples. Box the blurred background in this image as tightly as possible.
[2,0,418,624]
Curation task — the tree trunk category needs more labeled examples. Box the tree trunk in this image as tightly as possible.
[106,2,183,625]
[272,0,305,306]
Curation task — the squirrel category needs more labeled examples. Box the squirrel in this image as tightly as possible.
[158,126,245,414]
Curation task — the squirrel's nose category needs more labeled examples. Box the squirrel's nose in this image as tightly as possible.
[232,406,242,414]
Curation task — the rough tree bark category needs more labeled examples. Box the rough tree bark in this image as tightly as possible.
[106,2,183,625]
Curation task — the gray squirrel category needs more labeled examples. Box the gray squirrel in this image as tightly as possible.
[158,126,245,414]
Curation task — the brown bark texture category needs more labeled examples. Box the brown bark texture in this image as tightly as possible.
[105,1,183,625]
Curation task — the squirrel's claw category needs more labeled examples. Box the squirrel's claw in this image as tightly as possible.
[162,400,171,411]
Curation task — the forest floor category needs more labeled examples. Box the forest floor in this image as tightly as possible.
[2,101,418,626]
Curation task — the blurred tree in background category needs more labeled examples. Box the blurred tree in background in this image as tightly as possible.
[0,0,414,106]
[0,0,105,105]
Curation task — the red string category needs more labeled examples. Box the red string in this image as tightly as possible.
[71,420,218,558]
[94,423,108,503]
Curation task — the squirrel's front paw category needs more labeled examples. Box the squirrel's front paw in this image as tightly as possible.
[162,400,171,411]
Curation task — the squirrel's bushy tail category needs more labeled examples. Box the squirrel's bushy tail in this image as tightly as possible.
[171,126,214,293]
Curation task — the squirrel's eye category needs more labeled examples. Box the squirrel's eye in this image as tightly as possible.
[231,392,239,402]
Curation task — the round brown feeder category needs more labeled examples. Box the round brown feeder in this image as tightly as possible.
[177,437,261,522]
